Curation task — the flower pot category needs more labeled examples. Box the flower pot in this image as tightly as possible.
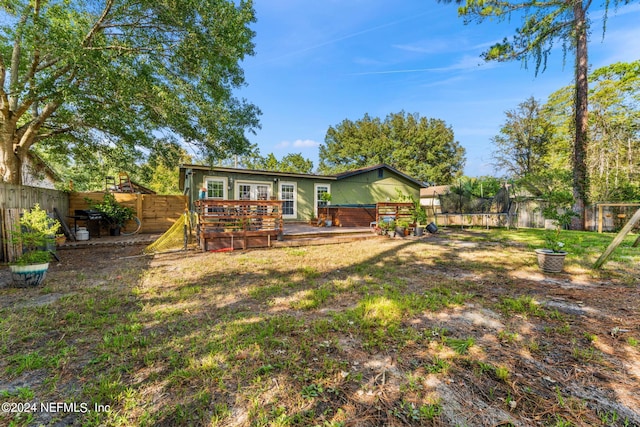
[414,226,424,236]
[535,249,567,273]
[10,263,50,287]
[110,226,121,236]
[426,222,438,234]
[325,220,332,227]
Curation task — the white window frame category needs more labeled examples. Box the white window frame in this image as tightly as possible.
[203,176,228,200]
[279,181,297,219]
[314,183,331,218]
[234,180,273,201]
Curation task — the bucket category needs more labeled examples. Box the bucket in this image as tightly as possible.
[76,227,89,241]
[426,222,438,234]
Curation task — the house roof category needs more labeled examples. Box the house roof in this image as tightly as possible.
[420,185,451,197]
[333,164,425,188]
[180,164,335,181]
[179,163,426,191]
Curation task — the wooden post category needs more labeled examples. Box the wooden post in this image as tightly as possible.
[593,207,640,269]
[3,208,22,263]
[136,194,143,232]
[598,204,603,233]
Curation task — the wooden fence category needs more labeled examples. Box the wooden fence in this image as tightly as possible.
[69,192,187,234]
[0,182,68,212]
[0,183,69,262]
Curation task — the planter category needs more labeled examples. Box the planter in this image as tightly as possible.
[10,263,50,287]
[110,226,121,236]
[426,222,438,234]
[325,220,332,227]
[535,249,567,273]
[414,226,424,236]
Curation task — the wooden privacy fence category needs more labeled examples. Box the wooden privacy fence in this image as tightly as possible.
[0,183,69,262]
[0,183,68,212]
[69,192,187,234]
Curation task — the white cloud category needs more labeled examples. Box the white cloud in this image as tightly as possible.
[294,139,320,148]
[351,54,496,76]
[392,39,452,54]
[274,139,320,149]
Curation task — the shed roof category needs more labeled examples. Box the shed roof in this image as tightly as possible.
[420,185,451,197]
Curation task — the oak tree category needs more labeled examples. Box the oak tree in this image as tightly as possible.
[0,0,260,184]
[319,111,465,184]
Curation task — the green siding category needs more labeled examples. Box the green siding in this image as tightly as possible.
[181,166,421,222]
[331,170,420,205]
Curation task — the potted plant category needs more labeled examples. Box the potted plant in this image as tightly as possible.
[320,192,332,226]
[383,219,396,237]
[396,219,410,237]
[9,204,60,287]
[535,193,576,273]
[88,193,135,236]
[411,200,428,236]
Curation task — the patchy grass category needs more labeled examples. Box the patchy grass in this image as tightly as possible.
[1,228,639,426]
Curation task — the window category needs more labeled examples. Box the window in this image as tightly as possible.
[280,182,297,219]
[203,176,228,199]
[256,185,270,201]
[378,168,384,178]
[314,183,331,218]
[238,184,251,200]
[235,181,272,201]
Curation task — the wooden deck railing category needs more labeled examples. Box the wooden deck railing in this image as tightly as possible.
[375,202,414,227]
[194,200,284,250]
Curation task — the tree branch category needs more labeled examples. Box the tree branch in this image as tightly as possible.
[9,11,30,112]
[15,100,61,153]
[83,0,115,47]
[0,54,8,115]
[26,0,42,85]
[34,126,74,141]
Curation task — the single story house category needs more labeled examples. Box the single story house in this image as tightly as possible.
[179,163,425,222]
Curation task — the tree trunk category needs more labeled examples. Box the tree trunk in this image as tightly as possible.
[572,0,589,230]
[0,121,24,185]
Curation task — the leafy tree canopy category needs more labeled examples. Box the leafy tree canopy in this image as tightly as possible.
[0,0,260,184]
[491,96,557,179]
[244,152,314,174]
[319,111,465,184]
[544,60,640,201]
[443,0,637,228]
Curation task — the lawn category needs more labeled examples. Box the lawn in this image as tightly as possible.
[1,228,639,426]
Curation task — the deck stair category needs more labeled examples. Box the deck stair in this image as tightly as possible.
[274,227,381,248]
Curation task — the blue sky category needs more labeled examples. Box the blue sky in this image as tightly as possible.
[237,1,640,179]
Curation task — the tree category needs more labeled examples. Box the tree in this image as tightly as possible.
[278,153,314,174]
[447,0,635,229]
[230,150,313,174]
[0,0,260,185]
[492,97,556,178]
[544,61,640,201]
[319,111,465,184]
